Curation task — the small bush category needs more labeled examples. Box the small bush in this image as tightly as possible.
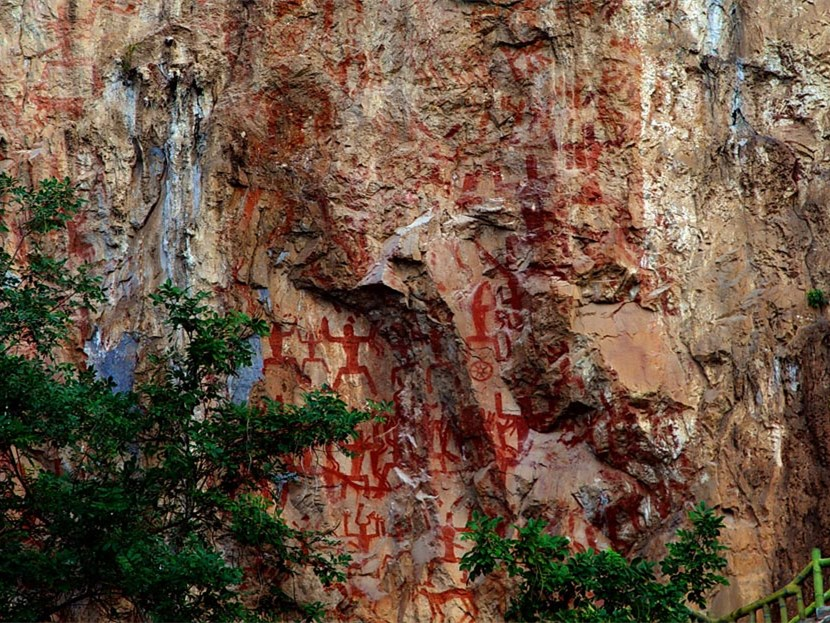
[808,288,828,309]
[461,502,729,623]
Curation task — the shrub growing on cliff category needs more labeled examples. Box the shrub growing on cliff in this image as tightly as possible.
[807,288,828,309]
[0,174,384,622]
[461,502,728,622]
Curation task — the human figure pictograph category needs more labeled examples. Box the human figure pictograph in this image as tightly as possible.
[467,281,508,360]
[469,282,494,345]
[321,316,379,395]
[343,504,385,552]
[437,511,463,563]
[263,321,300,370]
[299,326,330,378]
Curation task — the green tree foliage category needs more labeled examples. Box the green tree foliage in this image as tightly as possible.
[461,502,729,622]
[0,174,386,622]
[0,174,103,354]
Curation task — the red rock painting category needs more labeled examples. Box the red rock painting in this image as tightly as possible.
[321,317,381,396]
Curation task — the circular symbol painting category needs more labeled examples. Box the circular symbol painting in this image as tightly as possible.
[469,358,494,382]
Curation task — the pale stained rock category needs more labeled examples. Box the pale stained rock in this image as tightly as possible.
[573,302,699,406]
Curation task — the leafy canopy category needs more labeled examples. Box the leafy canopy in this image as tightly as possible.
[0,173,102,355]
[0,174,386,622]
[461,502,729,622]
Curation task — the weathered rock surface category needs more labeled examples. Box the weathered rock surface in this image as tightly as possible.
[3,0,830,619]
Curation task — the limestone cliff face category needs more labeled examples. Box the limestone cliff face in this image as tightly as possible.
[2,0,830,619]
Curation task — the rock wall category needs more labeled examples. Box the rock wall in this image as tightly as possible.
[3,0,830,619]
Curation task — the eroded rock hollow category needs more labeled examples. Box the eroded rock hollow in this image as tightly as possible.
[2,0,830,619]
